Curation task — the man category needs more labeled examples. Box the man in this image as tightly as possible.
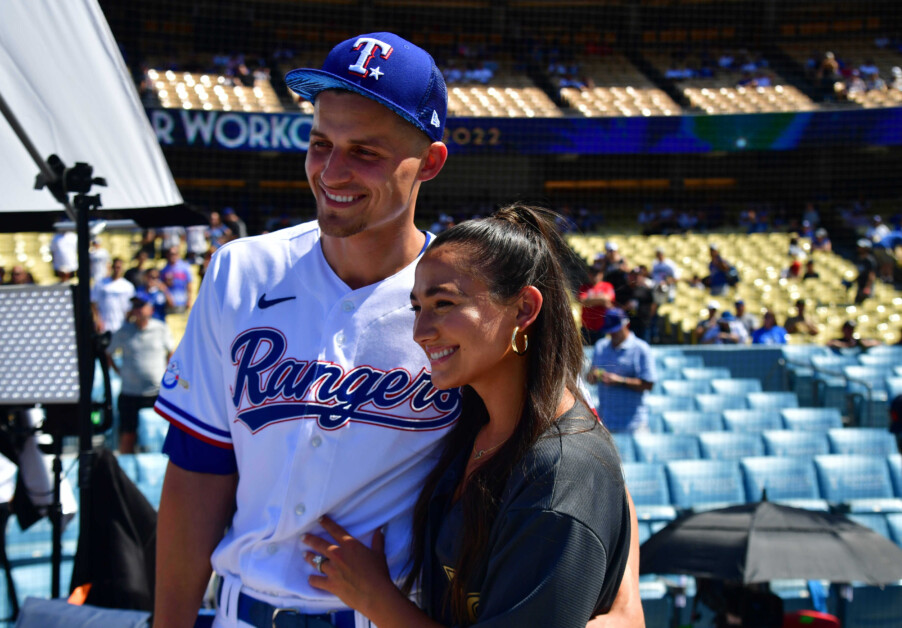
[50,225,77,282]
[651,247,679,303]
[701,311,747,345]
[751,310,788,345]
[5,265,34,285]
[154,33,641,628]
[578,267,615,345]
[705,244,736,296]
[784,299,819,336]
[852,238,877,304]
[826,320,881,350]
[91,257,135,333]
[587,308,656,433]
[694,300,720,344]
[160,246,193,313]
[734,299,758,336]
[136,268,174,322]
[107,295,174,453]
[222,207,248,239]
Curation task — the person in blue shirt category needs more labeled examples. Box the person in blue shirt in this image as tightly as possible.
[160,246,193,313]
[751,310,788,345]
[587,308,656,432]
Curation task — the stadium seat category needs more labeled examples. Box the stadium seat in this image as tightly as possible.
[842,584,902,628]
[710,378,763,396]
[621,462,678,524]
[811,354,858,409]
[865,345,902,359]
[135,452,169,509]
[858,353,901,367]
[780,407,843,432]
[697,431,765,460]
[888,454,902,498]
[888,377,902,400]
[826,428,898,457]
[740,456,825,508]
[847,512,892,539]
[661,380,712,397]
[694,393,748,413]
[662,355,704,371]
[612,432,636,463]
[660,411,724,434]
[813,454,902,512]
[746,391,799,411]
[680,367,731,381]
[115,453,140,484]
[887,512,902,546]
[644,394,696,414]
[664,459,746,510]
[633,433,701,463]
[722,409,783,433]
[762,430,830,458]
[897,366,902,378]
[843,364,897,427]
[137,407,169,452]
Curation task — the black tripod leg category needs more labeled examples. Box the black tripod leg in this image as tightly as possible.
[0,504,19,622]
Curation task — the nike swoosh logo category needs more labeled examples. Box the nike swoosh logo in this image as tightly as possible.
[258,294,297,309]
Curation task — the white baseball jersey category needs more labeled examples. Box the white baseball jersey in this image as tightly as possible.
[154,221,459,615]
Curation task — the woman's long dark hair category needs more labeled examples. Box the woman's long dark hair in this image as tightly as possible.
[401,203,591,623]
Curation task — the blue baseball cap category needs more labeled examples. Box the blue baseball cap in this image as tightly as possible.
[285,32,447,143]
[600,308,629,336]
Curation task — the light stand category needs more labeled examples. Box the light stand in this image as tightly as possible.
[0,88,108,602]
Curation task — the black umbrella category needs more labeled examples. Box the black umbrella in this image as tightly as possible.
[640,500,902,585]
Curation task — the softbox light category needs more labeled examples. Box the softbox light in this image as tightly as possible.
[0,0,186,231]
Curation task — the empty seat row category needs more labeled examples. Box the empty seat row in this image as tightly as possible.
[614,427,897,463]
[642,398,842,431]
[623,453,902,515]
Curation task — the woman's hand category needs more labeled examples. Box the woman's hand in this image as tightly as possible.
[302,516,398,618]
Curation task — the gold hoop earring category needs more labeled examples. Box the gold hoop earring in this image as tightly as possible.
[511,326,528,355]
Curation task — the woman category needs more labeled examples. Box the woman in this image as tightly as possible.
[302,204,631,626]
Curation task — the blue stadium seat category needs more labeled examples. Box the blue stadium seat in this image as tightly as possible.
[694,393,748,413]
[621,462,678,524]
[847,512,892,539]
[722,409,783,433]
[813,454,902,512]
[612,432,636,463]
[858,353,901,367]
[843,364,897,427]
[116,453,140,484]
[633,433,701,463]
[888,377,902,400]
[644,394,696,414]
[622,462,671,507]
[827,428,898,457]
[779,345,829,405]
[780,407,843,432]
[662,355,704,371]
[897,366,902,378]
[866,345,902,359]
[665,459,746,510]
[888,454,902,498]
[681,366,731,381]
[137,407,170,453]
[660,411,724,434]
[762,430,830,458]
[135,452,169,508]
[887,512,902,546]
[710,378,763,396]
[698,432,764,460]
[661,380,712,397]
[811,354,858,410]
[746,391,799,411]
[740,456,823,506]
[842,584,902,628]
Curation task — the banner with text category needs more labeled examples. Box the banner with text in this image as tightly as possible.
[148,107,902,155]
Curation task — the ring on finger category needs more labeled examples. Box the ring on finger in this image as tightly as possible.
[312,554,327,574]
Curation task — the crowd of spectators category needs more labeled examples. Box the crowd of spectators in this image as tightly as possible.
[663,48,773,87]
[807,47,902,103]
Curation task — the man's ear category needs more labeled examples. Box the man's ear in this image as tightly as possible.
[418,141,448,182]
[516,285,543,332]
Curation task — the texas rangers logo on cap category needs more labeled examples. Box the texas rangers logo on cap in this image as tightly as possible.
[284,32,447,143]
[347,37,392,80]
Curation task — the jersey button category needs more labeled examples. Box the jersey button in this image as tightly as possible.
[341,300,355,312]
[311,435,322,448]
[294,503,306,516]
[267,543,277,555]
[336,331,345,345]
